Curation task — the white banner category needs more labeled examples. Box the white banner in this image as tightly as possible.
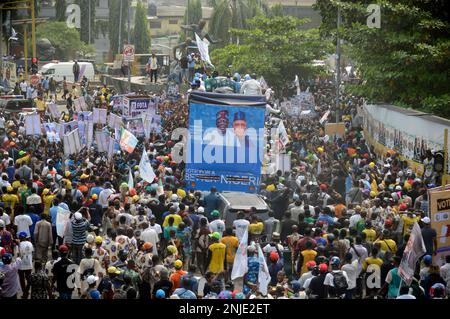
[56,206,71,238]
[107,136,116,161]
[43,122,60,143]
[195,33,213,67]
[128,169,134,189]
[139,149,156,184]
[48,103,60,119]
[398,222,426,286]
[231,224,249,280]
[93,108,107,124]
[25,113,41,136]
[108,113,123,130]
[276,120,289,152]
[257,244,271,296]
[74,96,87,112]
[63,128,82,156]
[95,130,109,152]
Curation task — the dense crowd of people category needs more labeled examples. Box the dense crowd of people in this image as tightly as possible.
[0,67,449,301]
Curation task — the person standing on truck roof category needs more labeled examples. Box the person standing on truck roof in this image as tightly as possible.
[149,54,158,83]
[73,61,80,83]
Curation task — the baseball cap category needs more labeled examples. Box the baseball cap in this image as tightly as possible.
[319,263,328,273]
[95,236,103,244]
[269,251,279,262]
[2,253,13,264]
[197,206,205,213]
[86,275,98,285]
[209,232,221,240]
[171,194,179,201]
[174,259,183,269]
[421,217,431,224]
[423,255,432,265]
[74,212,83,220]
[18,231,28,239]
[306,260,316,270]
[59,245,69,254]
[272,232,280,239]
[330,256,340,266]
[291,280,301,292]
[156,289,166,299]
[142,242,153,251]
[211,210,220,217]
[107,266,121,275]
[167,245,177,254]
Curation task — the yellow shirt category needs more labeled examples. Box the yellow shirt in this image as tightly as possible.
[208,242,226,273]
[401,215,420,235]
[43,194,56,215]
[248,222,264,235]
[362,228,376,243]
[362,257,383,271]
[374,239,397,254]
[36,99,46,111]
[12,181,22,189]
[301,249,318,274]
[176,188,186,199]
[221,236,239,264]
[163,213,182,227]
[1,194,19,216]
[16,155,31,165]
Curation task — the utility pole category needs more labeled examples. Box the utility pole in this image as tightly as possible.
[30,0,36,62]
[128,1,131,92]
[0,5,3,71]
[335,5,342,123]
[118,0,123,54]
[88,0,91,44]
[24,25,28,80]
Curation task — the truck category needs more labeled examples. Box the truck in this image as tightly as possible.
[39,61,95,82]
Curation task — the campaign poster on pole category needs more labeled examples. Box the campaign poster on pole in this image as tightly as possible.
[398,222,426,285]
[143,114,162,138]
[63,128,82,156]
[122,96,155,119]
[95,130,109,152]
[325,122,346,139]
[108,112,123,130]
[428,188,450,266]
[48,103,60,119]
[25,113,41,136]
[59,121,78,138]
[74,96,88,112]
[93,107,107,124]
[124,117,145,137]
[43,122,60,143]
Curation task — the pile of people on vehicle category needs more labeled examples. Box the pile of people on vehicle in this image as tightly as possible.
[0,71,449,300]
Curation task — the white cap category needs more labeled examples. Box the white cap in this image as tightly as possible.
[169,294,180,299]
[74,212,83,220]
[86,234,95,244]
[407,169,412,175]
[197,206,204,213]
[171,194,178,201]
[395,186,402,191]
[421,217,431,224]
[86,275,98,285]
[247,245,256,253]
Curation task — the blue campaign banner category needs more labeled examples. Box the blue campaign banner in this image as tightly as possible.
[186,101,266,193]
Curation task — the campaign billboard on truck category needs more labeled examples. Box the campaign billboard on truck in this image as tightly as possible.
[122,96,156,119]
[185,92,266,193]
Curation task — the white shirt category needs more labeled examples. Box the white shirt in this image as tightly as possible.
[233,219,250,242]
[14,215,33,238]
[263,243,284,255]
[349,244,368,274]
[149,57,158,70]
[299,271,314,290]
[209,219,226,235]
[20,82,27,92]
[396,294,416,299]
[349,214,362,228]
[18,241,34,270]
[303,276,315,290]
[26,193,42,205]
[99,188,115,208]
[341,260,359,290]
[141,228,159,255]
[440,263,450,284]
[324,270,349,297]
[149,223,162,235]
[0,213,11,226]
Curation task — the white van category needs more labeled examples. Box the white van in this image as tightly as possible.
[39,61,95,82]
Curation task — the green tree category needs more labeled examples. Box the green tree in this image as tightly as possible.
[75,0,96,44]
[315,0,450,118]
[269,4,284,17]
[211,16,333,96]
[183,0,203,25]
[209,0,269,45]
[55,0,66,22]
[109,0,129,56]
[133,2,151,54]
[34,21,95,60]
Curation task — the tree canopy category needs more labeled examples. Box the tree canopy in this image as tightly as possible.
[315,0,450,118]
[211,16,333,96]
[133,1,151,54]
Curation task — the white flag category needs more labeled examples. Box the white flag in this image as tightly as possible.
[399,222,426,286]
[56,206,71,237]
[139,149,156,183]
[195,33,214,67]
[128,168,134,189]
[231,223,249,280]
[276,120,289,151]
[63,128,82,156]
[257,243,271,296]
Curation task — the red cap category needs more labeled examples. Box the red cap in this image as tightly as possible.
[269,251,279,262]
[59,245,69,254]
[319,263,328,273]
[320,184,327,190]
[399,203,408,211]
[385,219,393,227]
[306,261,316,270]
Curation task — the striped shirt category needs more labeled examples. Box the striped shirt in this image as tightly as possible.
[71,219,89,245]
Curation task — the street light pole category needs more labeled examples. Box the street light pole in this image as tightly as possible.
[88,0,91,44]
[118,0,123,54]
[30,0,36,62]
[128,1,131,92]
[335,5,342,123]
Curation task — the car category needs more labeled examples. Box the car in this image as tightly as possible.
[218,191,270,227]
[0,96,34,113]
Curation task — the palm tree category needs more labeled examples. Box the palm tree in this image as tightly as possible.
[209,0,268,45]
